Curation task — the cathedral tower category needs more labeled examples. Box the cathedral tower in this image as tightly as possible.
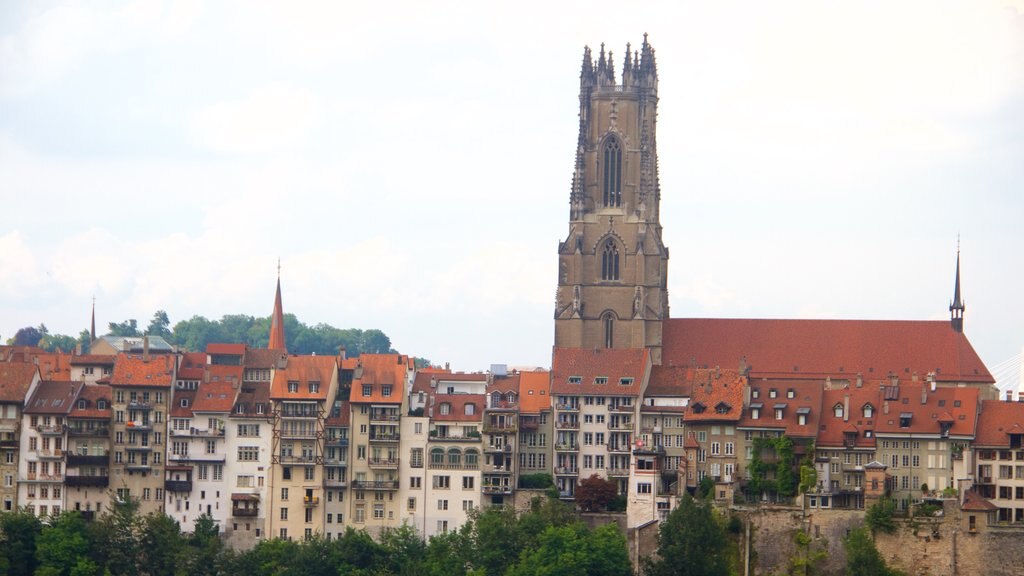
[554,36,670,364]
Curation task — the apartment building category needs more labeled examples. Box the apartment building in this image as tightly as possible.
[347,354,411,536]
[814,381,880,509]
[65,384,113,519]
[517,369,552,490]
[109,352,175,514]
[19,380,82,517]
[268,355,339,541]
[0,363,40,512]
[551,348,650,500]
[323,400,350,539]
[969,395,1024,524]
[874,381,978,511]
[678,368,744,502]
[224,370,274,549]
[635,363,691,523]
[482,369,518,507]
[69,355,115,385]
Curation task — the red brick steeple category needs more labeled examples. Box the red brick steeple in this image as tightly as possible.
[269,262,287,351]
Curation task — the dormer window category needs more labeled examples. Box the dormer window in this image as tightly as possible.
[899,413,913,428]
[619,378,633,386]
[787,389,795,399]
[180,398,189,407]
[752,389,760,399]
[568,376,582,385]
[308,382,320,394]
[464,403,475,416]
[362,385,372,397]
[691,402,706,414]
[769,389,777,399]
[439,403,451,415]
[97,400,107,410]
[797,407,810,426]
[594,377,608,385]
[77,400,86,410]
[751,408,760,420]
[715,402,731,414]
[774,403,787,420]
[256,404,265,415]
[288,381,299,393]
[939,422,952,438]
[863,404,874,418]
[382,385,392,397]
[833,404,844,418]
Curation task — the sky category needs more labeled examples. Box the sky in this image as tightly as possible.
[1,1,1023,382]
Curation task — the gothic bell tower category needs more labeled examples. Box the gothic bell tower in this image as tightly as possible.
[554,35,669,364]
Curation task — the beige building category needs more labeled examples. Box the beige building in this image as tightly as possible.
[968,395,1024,524]
[267,355,339,540]
[0,363,40,512]
[65,384,113,519]
[109,352,175,515]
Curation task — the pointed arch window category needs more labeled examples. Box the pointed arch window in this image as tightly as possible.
[601,240,620,281]
[602,137,622,207]
[602,312,615,349]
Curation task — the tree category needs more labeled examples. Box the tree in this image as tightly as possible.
[698,476,715,500]
[90,497,142,576]
[10,325,44,347]
[865,498,897,535]
[844,527,904,576]
[35,511,96,576]
[40,332,78,353]
[146,310,172,339]
[0,508,42,576]
[643,494,730,576]
[575,474,618,512]
[77,330,92,353]
[185,514,224,576]
[508,523,631,576]
[139,513,186,576]
[107,319,141,337]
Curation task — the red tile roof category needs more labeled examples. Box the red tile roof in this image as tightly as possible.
[192,379,240,413]
[646,365,694,397]
[962,490,998,511]
[270,355,337,400]
[817,386,882,448]
[349,354,411,404]
[551,348,649,396]
[177,352,207,381]
[33,352,73,380]
[0,363,39,403]
[683,368,746,423]
[431,393,486,422]
[69,384,112,419]
[69,355,116,366]
[974,400,1024,447]
[206,343,246,356]
[232,381,271,419]
[662,319,993,383]
[244,348,287,370]
[411,371,487,396]
[873,384,978,438]
[111,354,175,387]
[740,380,822,438]
[488,373,521,394]
[518,370,551,414]
[171,389,197,417]
[326,400,350,426]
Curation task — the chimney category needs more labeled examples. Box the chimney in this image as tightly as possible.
[843,394,850,423]
[143,336,150,362]
[927,372,937,392]
[1007,390,1014,402]
[883,400,890,415]
[912,371,918,382]
[738,356,748,376]
[856,373,863,388]
[921,382,927,405]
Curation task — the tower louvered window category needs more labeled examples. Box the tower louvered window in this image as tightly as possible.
[602,312,614,349]
[602,137,622,207]
[601,240,620,281]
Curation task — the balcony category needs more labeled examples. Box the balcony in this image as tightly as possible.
[125,463,152,472]
[66,454,108,467]
[607,421,633,431]
[65,475,109,487]
[0,439,18,448]
[608,468,630,477]
[38,449,65,459]
[125,444,154,453]
[482,422,518,434]
[279,430,317,439]
[607,405,634,413]
[555,404,579,412]
[128,400,153,411]
[369,413,400,424]
[279,455,318,466]
[428,462,480,471]
[232,507,259,517]
[324,477,347,488]
[325,437,349,447]
[369,433,401,443]
[170,427,225,438]
[25,473,63,482]
[484,444,512,454]
[555,467,579,476]
[351,479,400,490]
[482,484,513,495]
[68,427,109,437]
[303,496,320,507]
[554,443,579,452]
[607,444,631,453]
[487,466,513,475]
[125,422,152,432]
[633,445,665,456]
[165,480,193,492]
[519,418,539,431]
[323,457,347,467]
[430,434,478,443]
[36,424,65,435]
[368,458,399,469]
[556,421,580,430]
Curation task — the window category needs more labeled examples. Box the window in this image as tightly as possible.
[362,385,372,397]
[410,476,421,489]
[382,385,392,397]
[462,476,475,490]
[834,404,844,418]
[601,240,620,281]
[288,381,299,393]
[863,404,874,418]
[594,377,608,385]
[787,389,795,399]
[308,381,320,394]
[775,408,784,420]
[464,403,475,416]
[602,312,614,348]
[407,497,416,511]
[619,378,633,386]
[433,475,450,489]
[568,376,582,385]
[437,499,448,511]
[751,408,760,420]
[439,403,451,415]
[602,136,622,207]
[238,446,259,461]
[769,389,777,399]
[280,508,288,520]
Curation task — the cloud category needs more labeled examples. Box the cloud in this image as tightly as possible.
[190,85,322,154]
[0,232,40,298]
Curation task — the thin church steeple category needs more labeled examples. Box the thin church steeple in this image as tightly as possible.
[268,260,287,351]
[949,243,965,333]
[90,296,96,342]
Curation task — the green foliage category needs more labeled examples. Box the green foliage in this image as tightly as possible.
[574,474,618,512]
[508,523,630,576]
[0,508,42,576]
[607,495,627,512]
[844,527,905,576]
[107,319,141,337]
[798,444,818,494]
[518,473,554,489]
[913,502,941,518]
[698,476,715,499]
[35,511,93,576]
[865,498,897,534]
[746,436,797,497]
[643,495,730,576]
[146,310,172,339]
[786,529,827,576]
[9,325,44,347]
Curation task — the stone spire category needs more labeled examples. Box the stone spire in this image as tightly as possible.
[949,245,965,333]
[269,261,287,351]
[90,296,96,342]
